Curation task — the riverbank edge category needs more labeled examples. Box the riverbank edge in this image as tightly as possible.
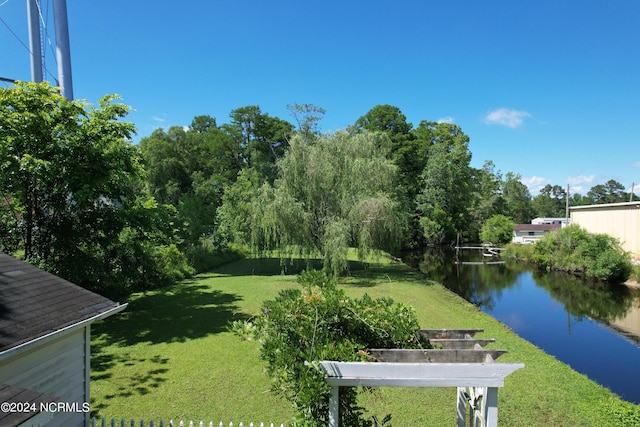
[89,255,640,426]
[346,255,640,423]
[390,265,640,425]
[501,244,640,289]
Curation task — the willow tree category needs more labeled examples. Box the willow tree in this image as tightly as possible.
[253,130,405,275]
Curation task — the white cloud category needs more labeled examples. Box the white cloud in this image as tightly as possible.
[484,108,531,128]
[437,116,455,124]
[632,161,640,168]
[566,175,595,194]
[152,116,166,123]
[522,176,551,194]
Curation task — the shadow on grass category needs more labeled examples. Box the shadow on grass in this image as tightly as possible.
[212,255,431,290]
[93,282,246,347]
[212,257,322,276]
[341,261,432,288]
[90,351,169,415]
[90,281,247,415]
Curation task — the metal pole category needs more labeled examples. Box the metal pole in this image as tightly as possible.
[26,0,43,82]
[565,184,570,225]
[53,0,73,99]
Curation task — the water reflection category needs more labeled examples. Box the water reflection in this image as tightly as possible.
[532,270,636,329]
[404,248,640,403]
[410,248,640,334]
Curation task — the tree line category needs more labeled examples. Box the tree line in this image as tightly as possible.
[1,83,636,295]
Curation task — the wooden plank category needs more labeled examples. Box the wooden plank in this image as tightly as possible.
[368,349,508,363]
[420,329,484,339]
[430,338,495,349]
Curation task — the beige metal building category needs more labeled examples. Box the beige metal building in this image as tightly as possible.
[570,202,640,259]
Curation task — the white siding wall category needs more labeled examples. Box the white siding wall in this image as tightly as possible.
[0,327,89,427]
[571,204,640,258]
[512,231,547,244]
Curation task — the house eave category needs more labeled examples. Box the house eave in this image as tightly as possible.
[0,303,127,363]
[570,201,640,211]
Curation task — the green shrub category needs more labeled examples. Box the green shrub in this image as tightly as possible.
[585,248,632,283]
[157,243,195,282]
[185,237,248,273]
[502,242,535,261]
[480,214,515,246]
[233,270,429,426]
[532,225,632,282]
[632,263,640,282]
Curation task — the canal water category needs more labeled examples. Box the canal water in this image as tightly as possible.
[405,248,640,404]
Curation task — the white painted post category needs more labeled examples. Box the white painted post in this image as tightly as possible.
[328,386,339,427]
[456,387,467,427]
[484,387,499,427]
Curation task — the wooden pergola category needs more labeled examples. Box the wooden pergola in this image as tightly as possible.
[315,329,524,427]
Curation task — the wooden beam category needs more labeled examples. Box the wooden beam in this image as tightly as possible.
[430,338,496,349]
[319,361,524,388]
[420,329,484,339]
[368,348,508,363]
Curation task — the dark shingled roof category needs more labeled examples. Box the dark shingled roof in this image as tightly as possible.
[0,383,57,426]
[0,252,120,352]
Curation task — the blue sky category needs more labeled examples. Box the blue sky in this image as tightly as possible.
[2,0,639,195]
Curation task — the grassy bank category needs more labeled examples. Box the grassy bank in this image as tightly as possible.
[90,256,639,426]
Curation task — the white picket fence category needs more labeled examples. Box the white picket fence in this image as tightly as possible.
[90,419,285,427]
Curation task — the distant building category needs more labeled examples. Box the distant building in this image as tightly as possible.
[531,217,569,226]
[512,223,561,244]
[570,202,640,259]
[0,253,126,427]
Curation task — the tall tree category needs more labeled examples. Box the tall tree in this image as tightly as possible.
[0,81,170,293]
[501,172,534,223]
[355,106,429,243]
[532,184,567,218]
[472,161,507,222]
[586,179,628,204]
[139,126,192,206]
[253,130,405,275]
[286,103,325,142]
[354,104,413,137]
[139,117,244,246]
[226,106,294,182]
[569,192,590,206]
[415,122,474,244]
[250,114,294,183]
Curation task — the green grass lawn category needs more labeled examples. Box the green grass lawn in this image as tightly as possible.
[91,256,640,426]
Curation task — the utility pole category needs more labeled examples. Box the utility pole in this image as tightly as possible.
[565,184,570,226]
[26,0,43,82]
[53,0,73,99]
[631,183,635,202]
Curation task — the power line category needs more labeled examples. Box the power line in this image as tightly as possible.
[0,14,31,53]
